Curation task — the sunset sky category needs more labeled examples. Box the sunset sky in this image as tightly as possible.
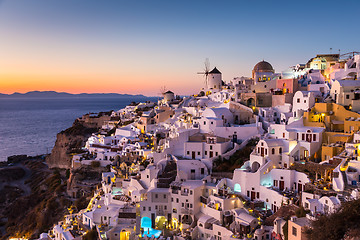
[0,0,359,96]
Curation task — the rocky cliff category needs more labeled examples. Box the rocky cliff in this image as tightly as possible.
[46,112,112,169]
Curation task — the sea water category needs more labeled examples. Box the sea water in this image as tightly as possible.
[0,97,156,162]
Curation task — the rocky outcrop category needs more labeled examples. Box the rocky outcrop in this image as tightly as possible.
[46,112,112,169]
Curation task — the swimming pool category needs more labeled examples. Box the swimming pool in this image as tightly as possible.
[142,227,161,238]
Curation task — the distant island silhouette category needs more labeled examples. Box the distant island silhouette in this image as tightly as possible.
[0,91,151,98]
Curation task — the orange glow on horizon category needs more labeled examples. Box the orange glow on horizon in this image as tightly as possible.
[0,73,202,96]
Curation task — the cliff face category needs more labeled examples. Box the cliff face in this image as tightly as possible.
[46,113,112,169]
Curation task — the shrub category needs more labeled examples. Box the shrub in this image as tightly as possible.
[82,227,98,240]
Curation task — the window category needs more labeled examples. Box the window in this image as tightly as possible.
[148,207,151,211]
[283,133,285,138]
[164,194,166,199]
[292,226,297,236]
[190,204,193,208]
[176,198,179,203]
[182,203,184,207]
[211,121,214,125]
[155,194,158,198]
[274,180,278,187]
[171,198,173,202]
[204,121,206,125]
[257,192,259,198]
[205,150,207,155]
[216,152,218,156]
[346,94,350,99]
[147,175,149,178]
[190,190,193,195]
[155,205,158,210]
[297,98,300,103]
[279,148,282,154]
[272,148,275,154]
[143,207,146,211]
[302,134,305,141]
[304,100,306,103]
[104,216,107,220]
[187,151,190,155]
[313,134,316,141]
[164,205,167,210]
[198,151,200,155]
[210,146,213,150]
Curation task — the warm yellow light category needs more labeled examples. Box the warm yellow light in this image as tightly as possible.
[321,113,325,117]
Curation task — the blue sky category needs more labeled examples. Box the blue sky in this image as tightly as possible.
[0,0,359,95]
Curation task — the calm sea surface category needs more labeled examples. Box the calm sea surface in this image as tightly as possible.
[0,97,156,162]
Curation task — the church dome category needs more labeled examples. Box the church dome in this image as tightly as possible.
[253,60,274,72]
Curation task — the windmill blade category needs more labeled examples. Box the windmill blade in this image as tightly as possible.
[159,85,167,96]
[204,58,210,86]
[205,58,210,73]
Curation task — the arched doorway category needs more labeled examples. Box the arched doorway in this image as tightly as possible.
[251,161,260,172]
[234,183,241,193]
[247,98,255,107]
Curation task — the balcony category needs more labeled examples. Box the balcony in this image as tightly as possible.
[200,196,209,204]
[156,210,166,216]
[180,208,193,215]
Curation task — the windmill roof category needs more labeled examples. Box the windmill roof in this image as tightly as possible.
[164,90,174,94]
[209,67,221,74]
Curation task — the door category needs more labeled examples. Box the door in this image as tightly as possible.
[304,150,309,158]
[279,181,284,191]
[251,191,256,200]
[261,147,264,157]
[192,151,195,159]
[298,183,303,192]
[151,213,155,228]
[190,169,195,180]
[209,151,213,158]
